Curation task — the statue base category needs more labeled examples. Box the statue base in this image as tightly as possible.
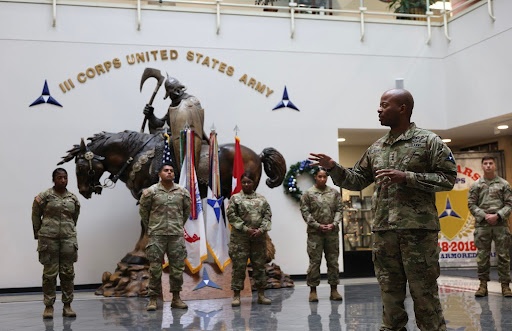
[94,254,294,299]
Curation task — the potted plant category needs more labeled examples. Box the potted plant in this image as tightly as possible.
[256,0,278,12]
[255,0,277,5]
[387,0,435,19]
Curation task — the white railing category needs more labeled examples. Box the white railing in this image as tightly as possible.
[4,0,492,42]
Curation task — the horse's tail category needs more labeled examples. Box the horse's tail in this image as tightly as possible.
[260,147,287,188]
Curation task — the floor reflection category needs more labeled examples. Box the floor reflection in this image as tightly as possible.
[2,277,512,330]
[40,314,77,331]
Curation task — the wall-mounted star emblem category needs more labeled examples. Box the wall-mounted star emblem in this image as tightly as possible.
[30,80,62,107]
[272,86,299,111]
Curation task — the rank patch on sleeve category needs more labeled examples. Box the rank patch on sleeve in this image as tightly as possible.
[446,153,455,164]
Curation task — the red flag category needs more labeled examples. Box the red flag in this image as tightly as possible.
[231,136,244,195]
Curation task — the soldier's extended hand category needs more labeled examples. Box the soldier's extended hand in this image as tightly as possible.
[143,104,154,116]
[375,169,406,188]
[309,153,335,170]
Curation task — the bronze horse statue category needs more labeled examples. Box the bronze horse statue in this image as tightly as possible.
[58,130,286,201]
[57,130,286,296]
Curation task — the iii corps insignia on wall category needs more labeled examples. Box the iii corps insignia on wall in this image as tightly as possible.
[436,151,504,268]
[437,189,472,241]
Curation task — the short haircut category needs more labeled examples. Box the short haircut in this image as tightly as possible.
[52,168,67,180]
[241,170,256,182]
[481,155,496,163]
[158,162,174,173]
[394,89,414,113]
[313,167,328,177]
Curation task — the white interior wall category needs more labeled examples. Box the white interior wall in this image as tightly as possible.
[0,0,510,289]
[443,0,512,127]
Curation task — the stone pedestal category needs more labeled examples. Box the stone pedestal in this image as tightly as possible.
[162,262,252,301]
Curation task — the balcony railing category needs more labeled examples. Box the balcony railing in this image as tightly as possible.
[2,0,492,42]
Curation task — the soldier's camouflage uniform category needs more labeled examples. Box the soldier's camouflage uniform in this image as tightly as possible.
[32,188,80,306]
[300,185,343,287]
[139,182,191,296]
[468,175,512,283]
[227,191,272,291]
[328,123,456,331]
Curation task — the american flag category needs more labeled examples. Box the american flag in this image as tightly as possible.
[162,132,179,182]
[163,133,173,164]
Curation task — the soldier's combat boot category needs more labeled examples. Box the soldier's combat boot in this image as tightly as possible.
[257,289,271,305]
[146,296,158,311]
[42,305,54,319]
[231,290,241,307]
[475,281,488,297]
[309,286,318,302]
[329,285,343,301]
[62,303,76,317]
[171,291,188,309]
[502,283,512,297]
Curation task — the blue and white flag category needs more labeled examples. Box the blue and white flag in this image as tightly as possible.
[205,129,231,271]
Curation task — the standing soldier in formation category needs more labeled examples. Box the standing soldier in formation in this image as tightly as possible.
[468,155,512,297]
[32,168,80,319]
[310,88,456,331]
[300,167,344,302]
[139,163,191,311]
[227,171,272,307]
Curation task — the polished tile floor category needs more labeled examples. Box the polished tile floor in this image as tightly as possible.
[1,272,511,331]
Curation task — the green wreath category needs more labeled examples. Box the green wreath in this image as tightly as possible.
[283,160,318,202]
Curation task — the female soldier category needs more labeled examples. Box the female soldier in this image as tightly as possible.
[300,167,344,302]
[227,171,272,307]
[32,168,80,319]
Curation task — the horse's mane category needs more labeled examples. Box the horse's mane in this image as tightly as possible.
[58,130,154,165]
[89,130,152,155]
